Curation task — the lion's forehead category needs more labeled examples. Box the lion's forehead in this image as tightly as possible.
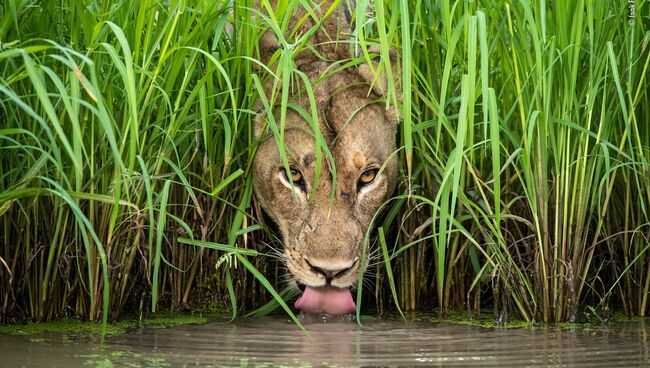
[283,125,393,170]
[283,97,394,164]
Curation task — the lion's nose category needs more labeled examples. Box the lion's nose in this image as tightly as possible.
[312,267,343,280]
[311,266,349,282]
[306,261,353,282]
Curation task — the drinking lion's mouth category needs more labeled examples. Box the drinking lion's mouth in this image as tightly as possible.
[294,285,356,315]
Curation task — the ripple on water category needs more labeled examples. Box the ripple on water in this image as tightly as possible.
[1,317,649,367]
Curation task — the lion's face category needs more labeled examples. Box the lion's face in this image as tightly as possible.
[252,1,399,313]
[253,74,398,291]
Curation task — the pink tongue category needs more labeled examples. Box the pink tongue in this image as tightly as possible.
[295,286,356,315]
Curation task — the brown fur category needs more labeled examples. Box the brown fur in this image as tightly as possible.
[253,0,399,289]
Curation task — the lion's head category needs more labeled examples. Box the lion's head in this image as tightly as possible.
[252,1,399,315]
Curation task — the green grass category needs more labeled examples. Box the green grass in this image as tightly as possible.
[0,0,648,331]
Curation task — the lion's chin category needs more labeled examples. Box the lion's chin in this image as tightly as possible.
[294,285,356,315]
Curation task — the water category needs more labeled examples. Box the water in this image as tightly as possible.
[1,316,649,367]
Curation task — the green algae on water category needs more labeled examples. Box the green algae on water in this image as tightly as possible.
[0,313,208,336]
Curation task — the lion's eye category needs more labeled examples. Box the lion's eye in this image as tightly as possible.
[290,168,303,183]
[358,169,378,186]
[281,167,305,188]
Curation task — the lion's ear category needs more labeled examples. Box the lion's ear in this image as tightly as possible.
[253,0,282,67]
[357,46,401,103]
[357,46,401,125]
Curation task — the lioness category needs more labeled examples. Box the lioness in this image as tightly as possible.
[253,1,399,316]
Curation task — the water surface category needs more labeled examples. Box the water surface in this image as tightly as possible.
[1,316,649,367]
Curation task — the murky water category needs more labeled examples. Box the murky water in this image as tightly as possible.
[1,316,649,367]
